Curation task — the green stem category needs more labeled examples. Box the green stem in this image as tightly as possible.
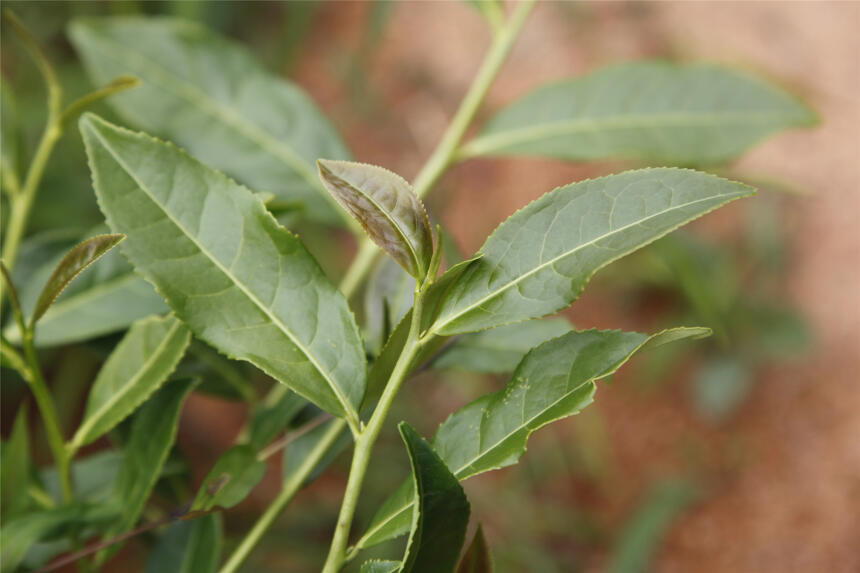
[22,328,73,503]
[217,418,347,573]
[321,287,426,573]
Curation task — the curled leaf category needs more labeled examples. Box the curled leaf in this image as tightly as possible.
[318,159,433,280]
[31,233,125,325]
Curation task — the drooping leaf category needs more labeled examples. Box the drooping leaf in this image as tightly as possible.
[364,256,415,356]
[354,327,709,552]
[360,560,401,573]
[1,408,31,521]
[430,169,753,335]
[246,388,306,451]
[80,114,367,423]
[609,480,698,573]
[0,503,117,572]
[70,315,191,451]
[460,62,816,165]
[434,317,573,373]
[191,446,266,512]
[145,514,222,573]
[97,378,196,563]
[30,234,125,325]
[457,525,493,573]
[318,160,433,280]
[399,423,470,573]
[69,16,351,224]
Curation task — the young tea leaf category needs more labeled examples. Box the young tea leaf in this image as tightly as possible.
[457,525,493,573]
[430,169,753,335]
[30,234,125,325]
[145,514,222,573]
[354,327,709,552]
[399,423,470,573]
[69,17,351,224]
[318,160,433,280]
[461,61,816,164]
[80,114,367,424]
[70,315,191,451]
[191,446,266,511]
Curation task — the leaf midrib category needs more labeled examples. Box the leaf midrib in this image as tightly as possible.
[79,28,324,197]
[463,110,800,156]
[71,318,184,448]
[87,123,356,420]
[431,191,739,334]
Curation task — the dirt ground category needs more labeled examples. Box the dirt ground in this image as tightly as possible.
[178,2,859,571]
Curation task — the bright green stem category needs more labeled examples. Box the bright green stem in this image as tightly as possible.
[217,418,347,573]
[321,288,426,573]
[22,328,73,503]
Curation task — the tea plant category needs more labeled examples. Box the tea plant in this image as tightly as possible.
[0,2,814,572]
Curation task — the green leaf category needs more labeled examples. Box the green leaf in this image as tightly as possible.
[364,257,415,356]
[461,61,816,164]
[69,16,351,224]
[80,114,367,423]
[434,317,573,373]
[283,417,351,486]
[609,480,698,573]
[246,388,306,451]
[31,234,125,325]
[360,561,401,573]
[3,233,168,347]
[691,356,752,421]
[430,169,753,335]
[145,514,222,573]
[191,445,266,511]
[355,327,709,552]
[399,422,470,573]
[41,451,123,504]
[0,503,117,572]
[70,315,191,451]
[318,160,433,280]
[457,525,493,573]
[98,378,196,562]
[1,408,31,521]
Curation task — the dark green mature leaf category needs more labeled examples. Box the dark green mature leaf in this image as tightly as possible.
[246,388,306,451]
[318,160,433,280]
[70,315,191,451]
[31,234,125,324]
[1,409,31,521]
[460,62,816,164]
[145,515,221,573]
[430,169,753,335]
[457,525,493,573]
[191,446,266,511]
[364,257,415,356]
[434,318,573,373]
[98,378,196,562]
[69,17,351,224]
[399,423,470,573]
[354,327,709,552]
[80,114,367,423]
[0,503,117,572]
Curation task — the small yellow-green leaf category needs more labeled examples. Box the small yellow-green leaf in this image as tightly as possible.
[318,160,433,280]
[31,233,125,325]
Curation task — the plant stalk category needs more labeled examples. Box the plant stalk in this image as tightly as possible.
[321,286,426,573]
[217,418,347,573]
